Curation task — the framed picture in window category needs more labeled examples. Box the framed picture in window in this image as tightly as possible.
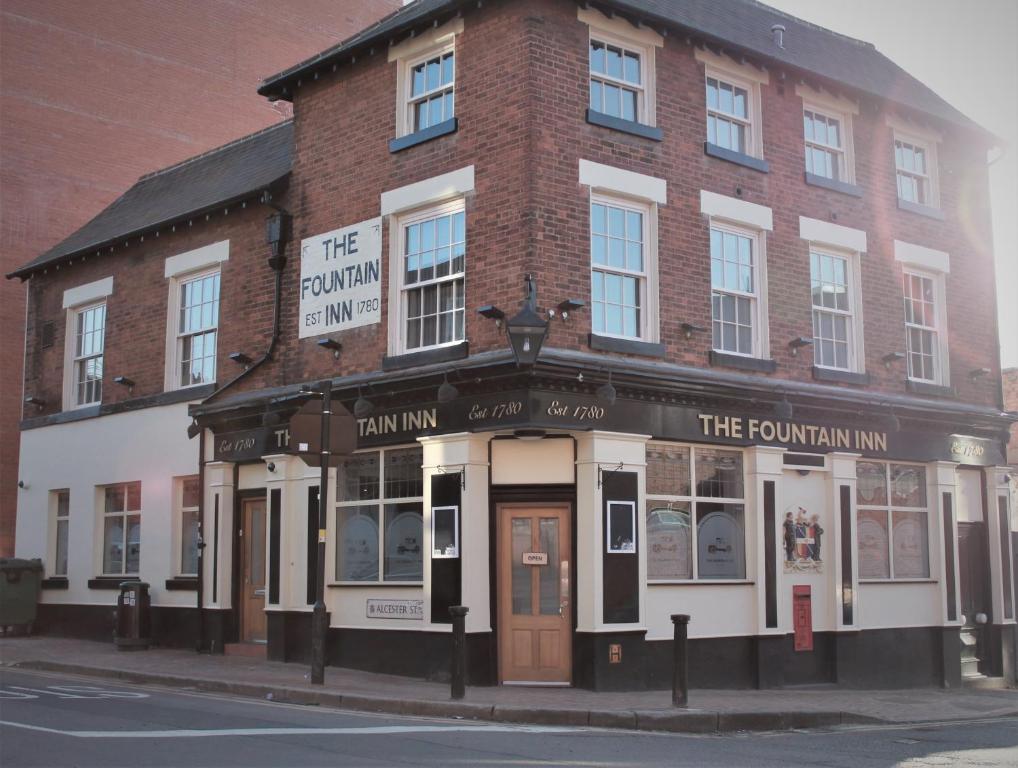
[431,505,459,558]
[606,501,636,553]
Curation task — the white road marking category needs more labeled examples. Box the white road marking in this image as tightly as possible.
[0,684,149,700]
[0,720,579,739]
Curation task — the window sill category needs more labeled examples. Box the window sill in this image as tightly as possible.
[589,334,665,358]
[859,578,937,584]
[906,379,955,398]
[585,109,663,141]
[704,142,769,173]
[40,577,69,590]
[389,118,458,153]
[709,350,777,373]
[648,580,754,586]
[897,198,945,220]
[165,577,198,591]
[87,577,140,590]
[804,172,862,198]
[328,581,424,588]
[382,341,469,371]
[812,366,870,385]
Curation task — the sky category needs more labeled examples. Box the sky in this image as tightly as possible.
[764,0,1018,369]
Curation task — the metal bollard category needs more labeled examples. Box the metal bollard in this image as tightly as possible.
[449,606,469,700]
[671,614,690,707]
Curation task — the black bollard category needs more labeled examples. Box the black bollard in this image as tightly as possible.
[671,614,690,707]
[450,606,469,700]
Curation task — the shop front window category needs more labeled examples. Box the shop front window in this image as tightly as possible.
[335,447,424,583]
[102,482,141,576]
[647,443,746,581]
[857,461,930,579]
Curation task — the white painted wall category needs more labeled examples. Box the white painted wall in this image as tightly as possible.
[15,403,198,608]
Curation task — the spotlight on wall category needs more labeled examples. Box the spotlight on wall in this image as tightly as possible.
[24,395,45,411]
[554,298,586,321]
[266,462,276,473]
[17,480,28,490]
[437,372,459,403]
[680,322,705,340]
[477,305,506,329]
[186,420,202,440]
[774,397,793,420]
[316,338,342,359]
[596,371,617,405]
[968,367,992,380]
[885,407,901,432]
[513,429,547,441]
[882,352,905,369]
[229,351,253,367]
[113,375,135,394]
[788,337,813,356]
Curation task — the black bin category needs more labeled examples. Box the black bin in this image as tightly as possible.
[115,581,151,650]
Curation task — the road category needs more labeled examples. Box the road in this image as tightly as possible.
[1,668,1016,767]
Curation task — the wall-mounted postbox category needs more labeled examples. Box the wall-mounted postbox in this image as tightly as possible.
[793,585,813,652]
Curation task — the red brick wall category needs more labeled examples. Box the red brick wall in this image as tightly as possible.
[1004,368,1018,467]
[0,0,400,554]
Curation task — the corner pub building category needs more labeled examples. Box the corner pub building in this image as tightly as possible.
[10,0,1017,691]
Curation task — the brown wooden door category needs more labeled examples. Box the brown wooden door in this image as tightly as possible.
[240,498,267,644]
[498,504,571,684]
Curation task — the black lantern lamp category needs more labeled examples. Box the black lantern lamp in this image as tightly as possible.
[505,274,549,366]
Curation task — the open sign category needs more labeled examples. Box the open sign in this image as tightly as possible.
[522,552,548,566]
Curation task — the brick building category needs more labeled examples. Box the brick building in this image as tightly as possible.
[9,0,1017,690]
[0,0,401,556]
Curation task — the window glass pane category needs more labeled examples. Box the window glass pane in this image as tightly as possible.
[892,510,929,578]
[125,514,141,573]
[719,81,733,113]
[339,453,380,501]
[857,509,890,578]
[590,79,601,111]
[56,519,69,576]
[621,89,637,121]
[433,507,458,557]
[384,502,423,581]
[890,465,926,507]
[105,485,125,513]
[623,51,640,84]
[696,503,745,579]
[412,62,426,96]
[590,40,605,73]
[511,518,532,615]
[337,505,379,581]
[180,508,200,575]
[103,516,124,574]
[604,83,621,116]
[856,462,887,505]
[647,501,691,579]
[538,517,561,615]
[441,52,454,85]
[605,44,622,78]
[646,444,690,496]
[57,490,70,518]
[384,447,423,499]
[694,449,744,498]
[706,78,718,109]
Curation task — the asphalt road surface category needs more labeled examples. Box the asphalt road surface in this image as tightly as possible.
[1,668,1016,767]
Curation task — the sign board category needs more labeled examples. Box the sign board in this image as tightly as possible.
[522,552,548,566]
[289,398,358,468]
[366,599,424,620]
[299,217,382,339]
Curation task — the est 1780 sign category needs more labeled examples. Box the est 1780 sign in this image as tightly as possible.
[299,217,382,338]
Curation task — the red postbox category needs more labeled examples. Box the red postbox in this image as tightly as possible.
[793,585,812,652]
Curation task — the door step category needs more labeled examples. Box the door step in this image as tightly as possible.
[962,674,1009,690]
[224,642,267,659]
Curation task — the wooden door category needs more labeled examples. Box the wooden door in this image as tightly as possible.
[498,504,571,684]
[240,498,267,644]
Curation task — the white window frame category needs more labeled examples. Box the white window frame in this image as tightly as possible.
[796,85,857,184]
[888,117,941,209]
[69,302,106,408]
[163,241,229,392]
[97,482,142,578]
[333,445,425,585]
[590,192,653,341]
[61,276,113,411]
[856,461,932,581]
[49,489,70,578]
[902,267,948,385]
[390,198,467,355]
[709,222,761,358]
[174,475,201,577]
[580,6,662,127]
[810,247,865,373]
[171,268,221,390]
[696,49,767,160]
[646,442,748,582]
[390,17,462,139]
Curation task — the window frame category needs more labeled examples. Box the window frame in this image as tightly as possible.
[174,475,201,577]
[810,246,864,373]
[891,125,940,209]
[646,442,748,583]
[709,220,766,359]
[697,50,767,161]
[901,267,948,385]
[97,481,142,578]
[589,192,653,342]
[404,46,455,134]
[333,445,425,586]
[172,267,221,390]
[856,461,932,581]
[390,198,467,356]
[803,104,853,183]
[391,18,462,140]
[69,301,106,408]
[50,489,70,577]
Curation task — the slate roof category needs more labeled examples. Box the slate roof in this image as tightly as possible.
[258,0,982,136]
[8,120,294,280]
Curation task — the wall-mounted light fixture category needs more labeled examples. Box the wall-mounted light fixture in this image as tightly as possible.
[437,372,459,403]
[882,352,905,369]
[24,395,45,411]
[551,298,586,321]
[266,461,276,473]
[229,351,253,367]
[316,338,342,359]
[596,371,617,405]
[774,397,793,420]
[113,375,135,394]
[186,420,202,440]
[477,305,505,329]
[788,337,813,356]
[968,367,991,379]
[353,387,374,419]
[680,323,705,340]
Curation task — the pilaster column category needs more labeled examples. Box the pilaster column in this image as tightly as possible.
[828,452,859,630]
[203,461,235,609]
[745,446,784,635]
[930,461,961,625]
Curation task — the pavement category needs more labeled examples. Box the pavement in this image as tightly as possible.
[2,635,1017,735]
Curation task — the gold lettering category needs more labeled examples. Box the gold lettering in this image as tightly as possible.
[759,420,776,441]
[816,428,831,447]
[835,428,850,449]
[791,423,807,445]
[698,414,714,435]
[776,421,791,443]
[422,408,437,429]
[873,432,887,453]
[731,418,743,438]
[748,419,761,440]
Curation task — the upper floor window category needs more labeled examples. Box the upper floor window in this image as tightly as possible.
[710,225,759,356]
[409,50,454,132]
[902,269,944,383]
[177,271,220,387]
[811,250,854,370]
[895,138,931,205]
[101,481,141,576]
[804,109,844,180]
[591,196,648,340]
[589,40,642,122]
[857,461,930,580]
[399,201,465,352]
[391,17,462,141]
[73,303,105,406]
[706,76,751,155]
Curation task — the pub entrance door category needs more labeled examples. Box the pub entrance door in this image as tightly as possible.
[497,503,572,684]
